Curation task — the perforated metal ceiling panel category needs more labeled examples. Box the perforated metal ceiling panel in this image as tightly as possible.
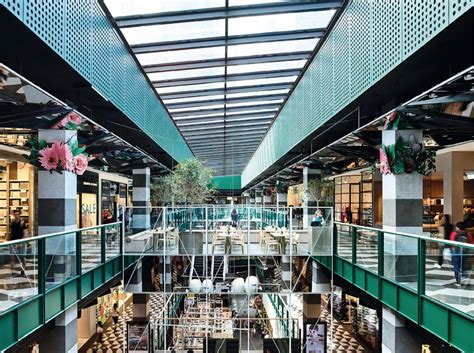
[0,0,193,163]
[241,0,473,187]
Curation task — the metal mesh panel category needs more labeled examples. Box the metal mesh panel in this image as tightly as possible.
[66,1,92,81]
[24,0,65,55]
[372,1,402,80]
[241,0,473,187]
[450,0,473,20]
[402,0,450,59]
[0,0,22,18]
[1,0,193,162]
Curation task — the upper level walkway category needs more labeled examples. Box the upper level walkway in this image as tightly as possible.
[0,206,472,352]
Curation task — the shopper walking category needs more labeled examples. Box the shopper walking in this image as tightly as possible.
[435,214,453,269]
[9,208,28,275]
[111,302,119,331]
[231,208,239,227]
[450,222,473,287]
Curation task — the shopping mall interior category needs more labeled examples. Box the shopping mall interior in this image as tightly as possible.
[0,1,473,352]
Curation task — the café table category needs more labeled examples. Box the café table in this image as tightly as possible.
[270,232,290,254]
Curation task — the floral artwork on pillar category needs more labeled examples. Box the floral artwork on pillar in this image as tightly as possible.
[27,138,89,175]
[26,110,89,175]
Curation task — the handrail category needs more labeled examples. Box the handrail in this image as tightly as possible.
[335,221,474,249]
[1,221,122,246]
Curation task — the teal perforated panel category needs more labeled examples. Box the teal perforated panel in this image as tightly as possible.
[0,0,193,163]
[241,0,473,187]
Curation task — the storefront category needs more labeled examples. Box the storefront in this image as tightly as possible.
[77,283,132,350]
[0,159,35,242]
[328,286,381,353]
[101,179,128,224]
[77,171,99,228]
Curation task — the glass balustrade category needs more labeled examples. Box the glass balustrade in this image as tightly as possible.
[0,222,121,314]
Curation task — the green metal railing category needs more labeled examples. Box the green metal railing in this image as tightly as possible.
[267,293,299,340]
[0,222,123,351]
[315,222,474,353]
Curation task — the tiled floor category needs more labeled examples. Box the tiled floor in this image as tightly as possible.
[337,232,474,316]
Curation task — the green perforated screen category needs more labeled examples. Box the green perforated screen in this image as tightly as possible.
[0,0,193,162]
[241,0,473,187]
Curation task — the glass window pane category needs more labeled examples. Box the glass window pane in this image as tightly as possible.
[227,60,306,74]
[227,108,278,115]
[156,82,224,94]
[227,114,275,122]
[226,89,289,98]
[122,20,225,45]
[227,76,297,87]
[163,95,225,104]
[174,112,224,120]
[226,100,283,108]
[169,104,225,113]
[229,11,336,35]
[230,0,286,5]
[228,39,318,57]
[148,67,225,81]
[137,47,225,65]
[105,0,224,17]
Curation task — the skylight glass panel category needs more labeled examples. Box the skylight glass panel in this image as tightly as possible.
[156,82,224,94]
[169,104,225,113]
[177,119,225,126]
[229,10,335,35]
[148,67,225,82]
[226,89,289,99]
[105,0,224,17]
[122,20,225,45]
[230,0,287,5]
[227,108,278,115]
[164,95,225,105]
[227,60,306,74]
[228,38,318,57]
[137,47,225,66]
[226,115,275,122]
[173,112,224,120]
[226,100,283,108]
[227,76,297,87]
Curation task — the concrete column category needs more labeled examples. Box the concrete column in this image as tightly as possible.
[437,151,474,224]
[38,129,77,284]
[40,304,78,353]
[382,306,418,353]
[311,262,330,293]
[303,294,322,322]
[159,256,172,292]
[133,294,150,321]
[132,168,150,232]
[281,256,291,291]
[382,130,423,282]
[125,260,143,293]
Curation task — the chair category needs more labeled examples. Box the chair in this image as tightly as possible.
[285,232,300,253]
[212,232,226,254]
[167,229,179,249]
[231,229,245,254]
[264,233,281,255]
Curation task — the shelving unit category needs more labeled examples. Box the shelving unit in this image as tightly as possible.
[0,162,35,242]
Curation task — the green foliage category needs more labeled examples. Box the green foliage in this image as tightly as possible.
[172,158,215,205]
[25,137,47,167]
[68,140,88,157]
[307,178,335,208]
[151,174,174,206]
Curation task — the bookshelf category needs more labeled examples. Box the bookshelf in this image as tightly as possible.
[0,161,35,242]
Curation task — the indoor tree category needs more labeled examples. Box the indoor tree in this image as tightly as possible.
[307,178,335,209]
[172,158,214,205]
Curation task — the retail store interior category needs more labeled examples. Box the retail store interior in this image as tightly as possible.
[0,1,473,353]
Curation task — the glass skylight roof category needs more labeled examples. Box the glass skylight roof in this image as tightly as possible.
[104,0,342,173]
